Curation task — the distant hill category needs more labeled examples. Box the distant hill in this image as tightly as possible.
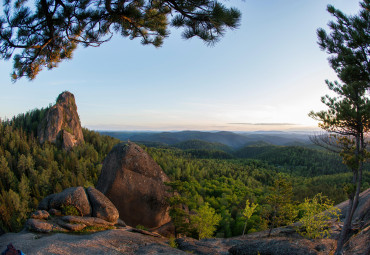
[234,145,350,176]
[173,139,232,152]
[99,130,312,148]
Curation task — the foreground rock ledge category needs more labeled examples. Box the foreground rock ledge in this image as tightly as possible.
[0,229,185,255]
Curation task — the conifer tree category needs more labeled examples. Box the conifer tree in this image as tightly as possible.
[0,0,241,81]
[309,1,369,254]
[265,177,295,237]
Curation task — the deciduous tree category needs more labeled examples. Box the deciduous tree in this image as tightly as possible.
[296,193,340,239]
[191,202,221,239]
[242,199,258,236]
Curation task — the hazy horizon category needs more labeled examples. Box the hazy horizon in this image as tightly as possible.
[89,125,320,133]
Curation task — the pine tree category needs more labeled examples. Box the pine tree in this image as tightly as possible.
[0,0,241,81]
[0,156,18,190]
[309,1,369,254]
[265,177,295,237]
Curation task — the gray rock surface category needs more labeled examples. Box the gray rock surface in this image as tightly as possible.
[30,210,49,220]
[61,216,115,227]
[57,220,87,231]
[49,208,62,216]
[25,219,66,233]
[228,238,320,255]
[37,193,56,210]
[0,229,186,255]
[37,91,84,150]
[49,186,91,216]
[96,142,171,229]
[177,237,236,255]
[86,187,119,223]
[336,188,370,223]
[344,225,370,255]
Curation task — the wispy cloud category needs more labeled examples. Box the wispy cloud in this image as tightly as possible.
[228,123,299,126]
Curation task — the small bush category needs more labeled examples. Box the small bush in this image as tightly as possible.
[136,224,147,230]
[61,204,80,216]
[296,193,340,239]
[169,236,178,248]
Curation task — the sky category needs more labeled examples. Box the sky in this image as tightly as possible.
[0,0,363,131]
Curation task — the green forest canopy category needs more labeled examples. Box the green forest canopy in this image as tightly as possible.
[1,107,369,237]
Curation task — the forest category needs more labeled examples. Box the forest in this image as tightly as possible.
[1,108,369,238]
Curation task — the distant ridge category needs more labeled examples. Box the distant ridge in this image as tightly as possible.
[99,130,311,149]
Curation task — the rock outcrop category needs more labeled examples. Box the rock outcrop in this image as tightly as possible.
[40,186,91,216]
[0,229,186,255]
[335,187,370,224]
[37,91,84,150]
[30,186,119,233]
[86,187,120,222]
[96,142,171,229]
[228,238,328,255]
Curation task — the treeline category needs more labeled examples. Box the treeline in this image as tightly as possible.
[0,112,119,232]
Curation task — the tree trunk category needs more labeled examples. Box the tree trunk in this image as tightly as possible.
[335,196,354,255]
[242,220,247,236]
[335,135,364,255]
[268,225,273,237]
[268,207,277,237]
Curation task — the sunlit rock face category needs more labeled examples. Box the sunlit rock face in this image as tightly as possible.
[38,91,84,150]
[96,142,171,229]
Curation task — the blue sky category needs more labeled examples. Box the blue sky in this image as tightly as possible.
[0,0,362,131]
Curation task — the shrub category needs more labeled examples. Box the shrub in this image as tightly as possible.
[169,236,178,248]
[296,193,340,239]
[61,204,81,216]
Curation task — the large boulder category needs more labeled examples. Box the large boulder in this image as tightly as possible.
[96,142,171,228]
[31,186,120,233]
[37,91,84,150]
[86,187,119,223]
[37,186,121,223]
[48,186,91,216]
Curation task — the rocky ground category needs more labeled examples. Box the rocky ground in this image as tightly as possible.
[1,188,369,255]
[0,222,366,255]
[0,227,183,255]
